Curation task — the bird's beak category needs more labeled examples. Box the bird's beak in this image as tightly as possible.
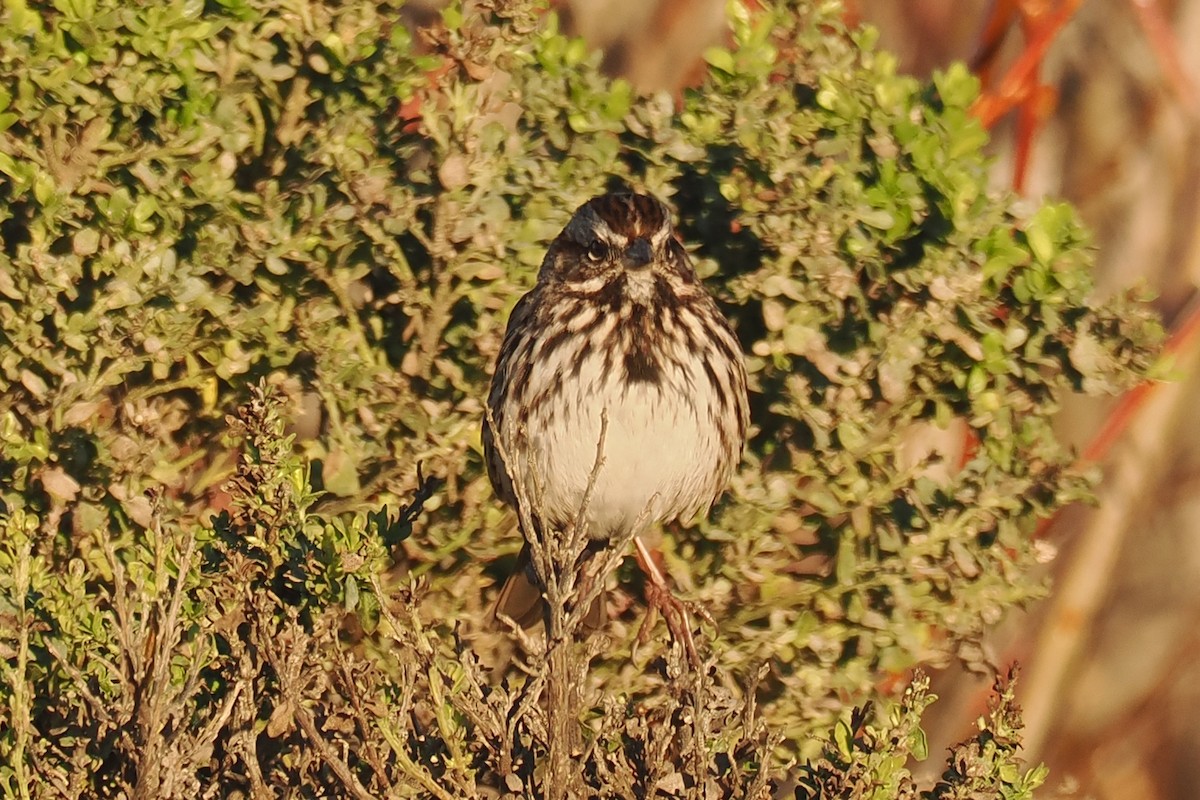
[623,237,653,270]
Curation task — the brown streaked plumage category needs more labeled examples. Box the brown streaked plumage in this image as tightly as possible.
[484,191,749,630]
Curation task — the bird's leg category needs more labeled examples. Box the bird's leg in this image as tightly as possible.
[632,535,702,667]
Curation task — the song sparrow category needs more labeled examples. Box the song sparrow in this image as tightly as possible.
[484,191,749,633]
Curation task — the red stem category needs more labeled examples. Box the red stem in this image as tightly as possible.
[971,0,1083,129]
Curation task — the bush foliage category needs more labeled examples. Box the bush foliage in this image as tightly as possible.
[0,0,1159,796]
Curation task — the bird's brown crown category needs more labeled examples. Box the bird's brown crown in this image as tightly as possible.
[583,192,671,241]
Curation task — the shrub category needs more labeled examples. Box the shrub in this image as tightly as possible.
[0,0,1159,796]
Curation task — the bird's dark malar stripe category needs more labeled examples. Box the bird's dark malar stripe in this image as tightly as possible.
[592,274,625,311]
[541,325,572,360]
[652,273,677,309]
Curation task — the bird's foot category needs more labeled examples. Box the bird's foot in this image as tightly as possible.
[632,535,709,668]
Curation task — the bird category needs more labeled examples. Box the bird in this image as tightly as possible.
[483,191,749,648]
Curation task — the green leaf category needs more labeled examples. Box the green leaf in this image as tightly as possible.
[704,46,735,75]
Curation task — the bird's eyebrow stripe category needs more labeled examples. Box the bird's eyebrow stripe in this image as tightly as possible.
[594,221,626,245]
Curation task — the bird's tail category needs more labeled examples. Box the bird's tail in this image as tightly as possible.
[493,544,605,631]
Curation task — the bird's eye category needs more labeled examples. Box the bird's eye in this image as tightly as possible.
[585,240,609,262]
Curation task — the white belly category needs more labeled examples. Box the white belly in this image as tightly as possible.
[509,355,725,539]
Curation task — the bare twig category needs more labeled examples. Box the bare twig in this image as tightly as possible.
[43,640,111,726]
[570,411,610,547]
[332,647,393,791]
[545,411,610,800]
[185,681,242,774]
[484,405,651,798]
[233,648,268,795]
[293,704,378,800]
[369,577,474,798]
[377,719,460,800]
[258,615,377,800]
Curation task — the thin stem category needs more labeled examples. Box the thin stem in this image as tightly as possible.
[7,534,34,800]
